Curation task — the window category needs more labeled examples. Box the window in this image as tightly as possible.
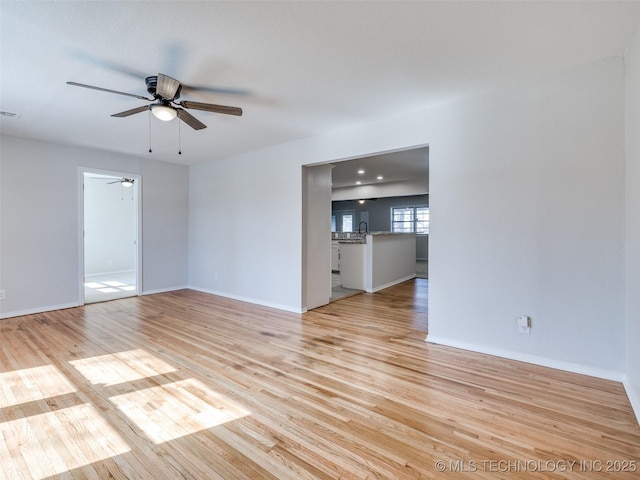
[333,210,355,232]
[342,214,353,232]
[391,206,429,234]
[416,207,429,234]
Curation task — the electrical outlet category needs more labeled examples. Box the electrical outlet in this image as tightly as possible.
[517,315,531,334]
[0,289,5,300]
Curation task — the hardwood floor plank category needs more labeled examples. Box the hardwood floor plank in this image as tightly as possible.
[1,279,639,479]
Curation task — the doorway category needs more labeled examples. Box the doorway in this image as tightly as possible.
[302,145,429,311]
[81,169,141,304]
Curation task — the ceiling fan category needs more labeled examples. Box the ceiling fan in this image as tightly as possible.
[67,73,242,130]
[106,178,134,187]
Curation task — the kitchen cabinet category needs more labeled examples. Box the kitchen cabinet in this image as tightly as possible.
[331,241,340,272]
[339,243,366,290]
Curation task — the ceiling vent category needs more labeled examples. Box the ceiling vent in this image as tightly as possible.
[0,110,21,119]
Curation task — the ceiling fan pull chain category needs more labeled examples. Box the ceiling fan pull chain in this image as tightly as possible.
[178,118,182,155]
[148,109,152,153]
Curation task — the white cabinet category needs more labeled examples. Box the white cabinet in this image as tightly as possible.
[339,243,366,290]
[331,241,340,272]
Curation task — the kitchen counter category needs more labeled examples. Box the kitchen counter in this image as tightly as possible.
[332,231,410,244]
[339,233,416,292]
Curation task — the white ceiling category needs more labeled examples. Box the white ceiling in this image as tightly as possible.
[331,147,429,189]
[1,1,639,166]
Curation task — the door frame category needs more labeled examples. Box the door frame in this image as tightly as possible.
[78,167,142,304]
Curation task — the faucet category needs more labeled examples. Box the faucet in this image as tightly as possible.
[358,221,368,234]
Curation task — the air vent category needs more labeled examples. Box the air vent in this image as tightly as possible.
[0,111,21,119]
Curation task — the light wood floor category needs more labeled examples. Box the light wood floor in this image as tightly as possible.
[1,279,639,479]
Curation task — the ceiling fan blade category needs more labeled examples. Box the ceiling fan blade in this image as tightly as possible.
[180,101,242,116]
[67,82,152,101]
[176,108,206,130]
[106,178,134,186]
[157,73,181,100]
[111,105,150,117]
[181,84,250,96]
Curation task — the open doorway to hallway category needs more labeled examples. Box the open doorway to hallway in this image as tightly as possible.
[82,171,140,304]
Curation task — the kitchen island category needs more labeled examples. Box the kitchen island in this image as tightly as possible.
[337,232,416,292]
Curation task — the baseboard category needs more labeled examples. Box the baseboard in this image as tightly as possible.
[623,376,640,426]
[367,274,416,293]
[188,286,305,314]
[0,301,82,319]
[0,286,304,318]
[425,335,624,382]
[142,285,189,296]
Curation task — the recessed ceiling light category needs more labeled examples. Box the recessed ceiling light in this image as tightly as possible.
[357,169,365,174]
[356,181,362,185]
[377,175,383,180]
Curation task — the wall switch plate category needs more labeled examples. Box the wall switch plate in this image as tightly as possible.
[0,290,5,300]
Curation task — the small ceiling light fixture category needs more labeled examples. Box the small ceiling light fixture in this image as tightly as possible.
[151,104,178,121]
[358,169,365,174]
[121,178,134,188]
[356,181,362,185]
[0,110,21,119]
[358,199,365,204]
[377,175,384,180]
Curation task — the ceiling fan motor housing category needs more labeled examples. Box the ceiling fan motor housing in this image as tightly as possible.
[145,75,181,100]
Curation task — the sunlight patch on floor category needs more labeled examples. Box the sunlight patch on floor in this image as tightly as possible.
[0,403,130,480]
[1,349,251,478]
[97,287,119,293]
[69,349,177,386]
[0,365,77,408]
[84,271,137,303]
[110,378,251,444]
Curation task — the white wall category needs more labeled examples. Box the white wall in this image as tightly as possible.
[0,135,189,317]
[188,150,303,311]
[625,27,640,420]
[189,56,627,378]
[428,59,626,379]
[84,176,135,276]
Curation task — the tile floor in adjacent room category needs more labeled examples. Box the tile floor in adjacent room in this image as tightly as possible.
[84,271,137,304]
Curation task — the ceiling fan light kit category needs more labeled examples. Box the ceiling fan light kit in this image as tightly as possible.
[151,104,177,121]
